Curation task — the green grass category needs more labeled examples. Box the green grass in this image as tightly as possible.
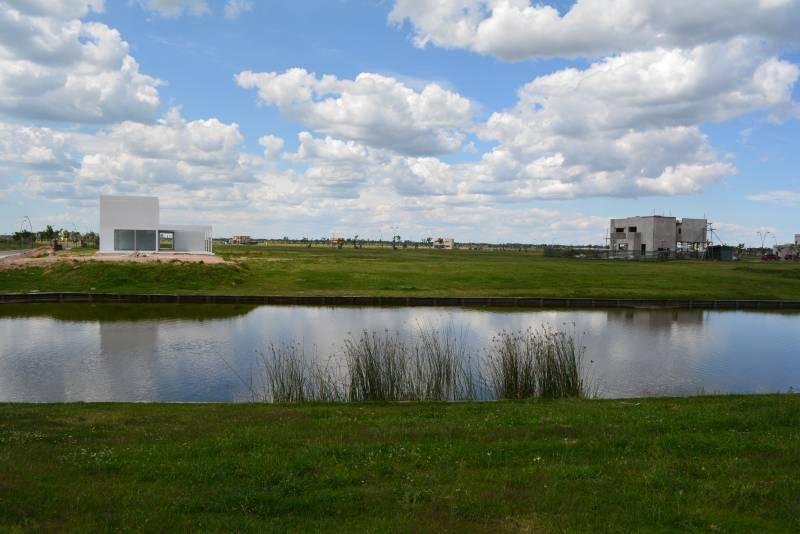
[2,245,800,300]
[1,396,798,531]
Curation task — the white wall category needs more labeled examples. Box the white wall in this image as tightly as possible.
[99,195,159,252]
[173,229,208,253]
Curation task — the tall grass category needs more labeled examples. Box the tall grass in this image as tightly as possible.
[487,329,538,400]
[343,326,479,401]
[487,326,588,400]
[412,326,479,401]
[345,330,409,401]
[249,324,589,403]
[253,342,343,402]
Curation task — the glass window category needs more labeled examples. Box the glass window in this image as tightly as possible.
[114,229,135,251]
[135,230,156,251]
[159,231,174,250]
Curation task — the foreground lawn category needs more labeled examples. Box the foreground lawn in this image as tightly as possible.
[1,396,799,531]
[2,245,800,300]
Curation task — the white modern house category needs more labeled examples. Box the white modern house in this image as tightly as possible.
[99,195,213,254]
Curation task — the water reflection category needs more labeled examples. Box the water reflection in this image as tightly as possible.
[0,304,798,402]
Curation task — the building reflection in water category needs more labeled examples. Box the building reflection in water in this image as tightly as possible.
[1,305,799,402]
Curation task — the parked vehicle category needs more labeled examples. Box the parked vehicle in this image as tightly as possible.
[784,254,799,261]
[762,253,781,261]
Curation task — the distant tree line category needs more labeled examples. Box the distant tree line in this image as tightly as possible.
[5,225,98,248]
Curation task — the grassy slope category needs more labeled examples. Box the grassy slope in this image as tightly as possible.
[2,397,798,531]
[1,245,800,300]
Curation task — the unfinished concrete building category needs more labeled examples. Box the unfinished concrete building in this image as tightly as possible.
[609,216,707,256]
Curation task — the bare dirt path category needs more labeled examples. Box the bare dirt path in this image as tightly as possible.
[0,248,229,271]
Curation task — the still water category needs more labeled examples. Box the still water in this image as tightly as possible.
[0,304,798,402]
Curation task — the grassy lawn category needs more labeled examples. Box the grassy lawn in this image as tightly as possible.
[1,396,798,531]
[1,245,800,300]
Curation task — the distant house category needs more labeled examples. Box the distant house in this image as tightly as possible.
[774,243,799,257]
[230,235,254,245]
[99,195,212,254]
[609,216,707,256]
[433,238,455,250]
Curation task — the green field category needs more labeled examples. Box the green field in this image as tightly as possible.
[2,396,798,531]
[2,245,800,300]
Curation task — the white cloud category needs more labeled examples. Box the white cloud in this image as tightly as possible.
[0,1,162,123]
[3,0,104,19]
[2,108,260,206]
[748,190,800,205]
[258,134,284,160]
[0,122,73,169]
[224,0,253,20]
[236,68,473,156]
[389,0,800,61]
[467,40,798,198]
[135,0,209,17]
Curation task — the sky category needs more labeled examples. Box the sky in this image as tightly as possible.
[1,0,799,246]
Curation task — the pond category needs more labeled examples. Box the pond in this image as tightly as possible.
[0,304,798,402]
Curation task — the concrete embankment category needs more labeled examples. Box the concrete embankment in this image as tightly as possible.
[1,292,800,310]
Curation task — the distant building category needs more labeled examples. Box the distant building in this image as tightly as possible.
[774,239,800,257]
[99,195,212,254]
[609,216,707,256]
[705,245,735,261]
[796,234,800,246]
[230,235,254,245]
[433,238,455,250]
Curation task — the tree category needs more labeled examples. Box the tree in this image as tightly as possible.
[13,230,34,247]
[40,225,56,241]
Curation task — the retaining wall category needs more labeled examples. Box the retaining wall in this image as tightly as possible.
[1,292,800,310]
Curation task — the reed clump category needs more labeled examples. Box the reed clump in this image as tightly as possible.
[249,324,589,403]
[343,326,479,401]
[487,326,588,400]
[254,342,343,402]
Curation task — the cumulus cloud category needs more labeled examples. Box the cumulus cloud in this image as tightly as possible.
[2,108,261,206]
[0,1,162,123]
[135,0,209,17]
[468,40,798,198]
[258,134,285,160]
[389,0,800,60]
[3,0,104,19]
[236,68,473,156]
[0,122,74,169]
[224,0,253,20]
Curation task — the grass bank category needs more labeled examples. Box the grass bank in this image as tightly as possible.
[2,396,798,531]
[2,245,800,300]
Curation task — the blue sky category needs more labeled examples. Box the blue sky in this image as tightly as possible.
[1,0,799,245]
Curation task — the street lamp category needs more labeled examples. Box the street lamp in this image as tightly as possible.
[757,231,771,250]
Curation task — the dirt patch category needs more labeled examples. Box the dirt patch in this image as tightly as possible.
[0,248,229,271]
